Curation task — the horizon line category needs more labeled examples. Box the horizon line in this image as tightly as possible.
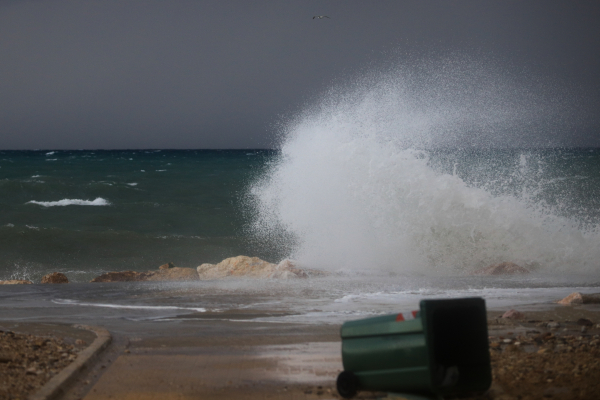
[2,146,600,152]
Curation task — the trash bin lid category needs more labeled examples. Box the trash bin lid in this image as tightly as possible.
[340,311,423,339]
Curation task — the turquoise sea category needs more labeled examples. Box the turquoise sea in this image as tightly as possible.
[2,148,600,284]
[0,150,279,282]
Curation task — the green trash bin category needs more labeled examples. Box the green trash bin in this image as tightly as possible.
[337,297,491,398]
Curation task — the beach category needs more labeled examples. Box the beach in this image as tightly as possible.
[2,280,600,400]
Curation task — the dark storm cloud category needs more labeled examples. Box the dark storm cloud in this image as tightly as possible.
[0,0,599,149]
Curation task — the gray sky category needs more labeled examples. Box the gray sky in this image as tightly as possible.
[1,0,599,149]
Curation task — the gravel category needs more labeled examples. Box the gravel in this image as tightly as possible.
[0,330,80,400]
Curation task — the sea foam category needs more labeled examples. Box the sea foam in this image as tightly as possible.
[52,299,206,313]
[249,58,600,275]
[27,198,110,207]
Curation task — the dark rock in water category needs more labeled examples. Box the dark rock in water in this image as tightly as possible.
[159,262,176,270]
[0,280,33,284]
[90,271,155,283]
[471,262,529,275]
[41,272,69,284]
[558,292,600,305]
[502,309,525,320]
[146,267,199,281]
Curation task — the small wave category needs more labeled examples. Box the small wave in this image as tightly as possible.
[45,151,55,156]
[26,198,111,207]
[127,183,138,186]
[52,299,206,312]
[46,159,57,161]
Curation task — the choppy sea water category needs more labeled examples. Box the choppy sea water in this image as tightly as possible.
[0,149,278,282]
[3,148,600,282]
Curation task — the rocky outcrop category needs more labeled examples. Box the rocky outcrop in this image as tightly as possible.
[90,271,154,283]
[41,272,69,284]
[90,263,198,282]
[90,258,324,283]
[0,280,33,285]
[557,292,600,305]
[197,256,276,279]
[146,267,199,281]
[471,262,530,276]
[197,256,314,280]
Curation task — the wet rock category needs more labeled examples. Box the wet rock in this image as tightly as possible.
[270,259,310,278]
[557,292,600,305]
[267,259,327,278]
[471,262,530,275]
[0,279,33,284]
[196,263,220,279]
[90,271,155,282]
[196,256,316,280]
[91,257,321,283]
[41,272,69,284]
[91,264,200,283]
[502,309,525,320]
[158,262,176,270]
[146,267,199,281]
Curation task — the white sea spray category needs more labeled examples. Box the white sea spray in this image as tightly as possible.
[249,58,600,275]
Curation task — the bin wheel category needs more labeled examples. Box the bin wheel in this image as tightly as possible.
[336,371,358,399]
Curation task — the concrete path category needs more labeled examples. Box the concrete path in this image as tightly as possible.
[82,342,343,400]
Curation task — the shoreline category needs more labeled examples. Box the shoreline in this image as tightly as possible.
[2,303,600,400]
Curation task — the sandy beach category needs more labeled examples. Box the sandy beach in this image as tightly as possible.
[2,300,599,400]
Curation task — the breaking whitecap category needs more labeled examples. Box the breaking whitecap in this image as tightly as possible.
[26,198,111,207]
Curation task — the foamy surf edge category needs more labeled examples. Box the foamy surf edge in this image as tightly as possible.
[53,299,206,312]
[26,198,110,207]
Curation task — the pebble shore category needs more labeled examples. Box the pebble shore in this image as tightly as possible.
[3,317,599,400]
[0,330,81,400]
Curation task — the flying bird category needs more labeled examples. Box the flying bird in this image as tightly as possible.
[313,15,330,19]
